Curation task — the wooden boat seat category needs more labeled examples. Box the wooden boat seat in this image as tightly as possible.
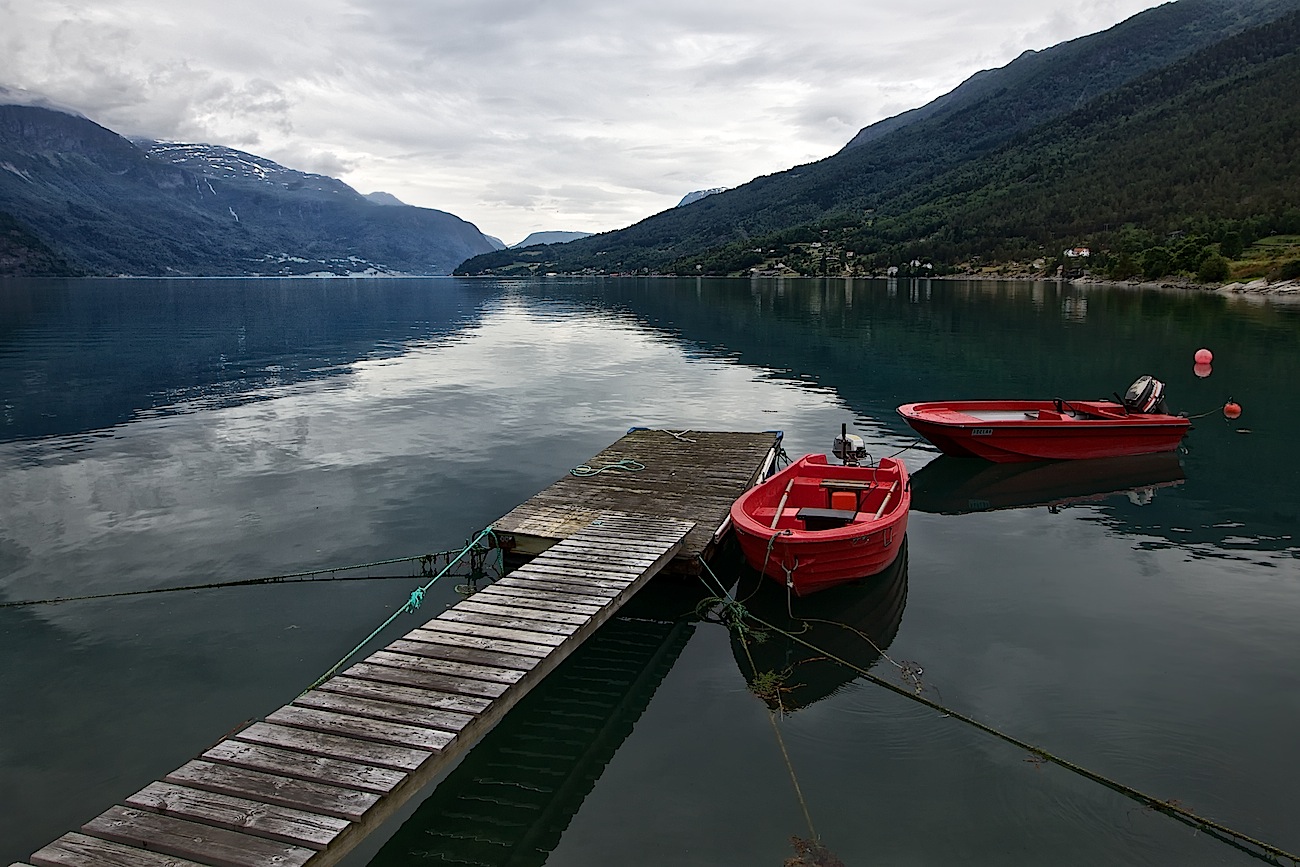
[797,506,858,531]
[819,479,875,490]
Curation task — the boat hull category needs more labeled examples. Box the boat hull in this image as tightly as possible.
[730,454,910,596]
[897,399,1190,462]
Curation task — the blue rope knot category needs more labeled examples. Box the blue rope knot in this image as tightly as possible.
[406,587,426,612]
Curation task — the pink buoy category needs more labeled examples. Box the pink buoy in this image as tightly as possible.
[1194,348,1213,365]
[1194,362,1212,378]
[1224,400,1242,420]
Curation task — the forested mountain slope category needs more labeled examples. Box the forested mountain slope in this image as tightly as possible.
[457,0,1300,277]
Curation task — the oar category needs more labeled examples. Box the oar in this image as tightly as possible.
[770,479,795,529]
[872,481,900,520]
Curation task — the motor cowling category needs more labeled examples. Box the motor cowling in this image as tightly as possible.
[833,432,867,464]
[1123,375,1168,414]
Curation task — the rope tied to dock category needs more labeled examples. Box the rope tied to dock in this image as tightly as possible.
[0,552,478,609]
[569,458,646,477]
[695,559,1300,867]
[301,526,501,694]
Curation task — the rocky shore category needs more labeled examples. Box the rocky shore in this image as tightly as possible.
[1213,278,1300,296]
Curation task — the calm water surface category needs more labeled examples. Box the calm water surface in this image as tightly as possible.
[1,276,1297,865]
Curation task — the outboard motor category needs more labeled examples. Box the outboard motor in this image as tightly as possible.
[833,424,868,465]
[1123,375,1169,414]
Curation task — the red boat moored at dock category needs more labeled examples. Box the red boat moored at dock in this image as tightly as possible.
[730,453,910,596]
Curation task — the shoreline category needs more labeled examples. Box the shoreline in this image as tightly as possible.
[937,271,1300,299]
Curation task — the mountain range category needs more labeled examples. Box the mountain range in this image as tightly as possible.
[0,107,498,276]
[457,0,1300,279]
[4,0,1300,280]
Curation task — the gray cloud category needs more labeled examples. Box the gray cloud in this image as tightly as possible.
[1,0,1165,245]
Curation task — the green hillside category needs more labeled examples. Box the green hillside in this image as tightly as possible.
[457,0,1300,278]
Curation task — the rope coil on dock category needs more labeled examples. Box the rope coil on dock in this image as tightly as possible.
[569,458,646,476]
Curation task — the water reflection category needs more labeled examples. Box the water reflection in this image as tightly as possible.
[910,453,1186,515]
[366,583,705,867]
[509,276,1298,554]
[730,539,908,712]
[0,278,492,444]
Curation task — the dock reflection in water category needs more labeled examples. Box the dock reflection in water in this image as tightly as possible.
[909,453,1186,516]
[366,582,706,867]
[730,539,908,712]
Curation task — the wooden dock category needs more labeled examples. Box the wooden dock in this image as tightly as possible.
[493,428,783,569]
[19,430,780,867]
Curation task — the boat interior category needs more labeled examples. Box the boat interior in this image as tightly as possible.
[759,473,902,532]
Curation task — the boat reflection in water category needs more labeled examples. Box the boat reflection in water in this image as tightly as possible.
[909,452,1186,516]
[730,538,908,712]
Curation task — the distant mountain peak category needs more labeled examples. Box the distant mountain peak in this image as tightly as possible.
[0,85,86,120]
[511,231,592,248]
[365,191,407,206]
[677,188,727,207]
[1,107,498,276]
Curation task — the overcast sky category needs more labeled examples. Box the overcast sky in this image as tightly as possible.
[2,0,1167,245]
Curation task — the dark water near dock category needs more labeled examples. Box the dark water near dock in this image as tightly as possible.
[1,276,1297,865]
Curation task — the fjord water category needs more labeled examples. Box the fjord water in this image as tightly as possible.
[1,276,1297,865]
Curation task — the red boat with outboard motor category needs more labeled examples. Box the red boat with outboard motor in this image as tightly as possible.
[897,376,1191,463]
[730,429,910,596]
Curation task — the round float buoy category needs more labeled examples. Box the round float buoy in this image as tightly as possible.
[1194,362,1212,379]
[1223,399,1242,419]
[1195,348,1213,365]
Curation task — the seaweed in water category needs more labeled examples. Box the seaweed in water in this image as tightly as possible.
[784,836,846,867]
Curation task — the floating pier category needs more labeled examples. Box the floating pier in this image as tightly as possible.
[20,429,781,867]
[493,428,783,569]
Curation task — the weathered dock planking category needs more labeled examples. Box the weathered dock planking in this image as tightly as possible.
[492,428,783,568]
[25,513,695,867]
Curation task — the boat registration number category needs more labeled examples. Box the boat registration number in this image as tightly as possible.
[971,428,994,436]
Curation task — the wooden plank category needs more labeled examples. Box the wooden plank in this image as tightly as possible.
[294,689,475,733]
[342,661,512,699]
[85,806,314,867]
[366,649,528,685]
[165,760,379,821]
[550,536,670,554]
[469,586,607,612]
[202,740,405,794]
[31,833,210,867]
[406,617,567,647]
[509,562,638,585]
[518,554,647,576]
[454,598,592,626]
[266,705,457,752]
[387,638,539,672]
[436,608,580,637]
[525,552,649,573]
[404,626,552,659]
[125,781,349,850]
[550,539,670,558]
[233,722,432,772]
[316,675,493,715]
[489,575,623,599]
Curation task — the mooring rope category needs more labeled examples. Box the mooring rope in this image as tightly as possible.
[0,553,466,609]
[884,438,924,460]
[569,458,646,476]
[696,559,1298,866]
[731,607,819,841]
[300,526,499,694]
